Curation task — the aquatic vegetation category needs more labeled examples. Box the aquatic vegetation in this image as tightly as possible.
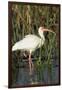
[11,3,60,86]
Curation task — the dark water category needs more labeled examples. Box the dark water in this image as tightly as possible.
[12,58,59,87]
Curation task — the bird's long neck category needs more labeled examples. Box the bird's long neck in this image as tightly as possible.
[38,30,44,38]
[38,30,45,45]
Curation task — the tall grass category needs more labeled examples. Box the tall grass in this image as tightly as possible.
[11,3,60,84]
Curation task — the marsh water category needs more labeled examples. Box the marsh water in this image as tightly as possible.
[10,3,60,87]
[12,57,59,87]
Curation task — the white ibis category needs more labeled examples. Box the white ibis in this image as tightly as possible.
[12,27,55,74]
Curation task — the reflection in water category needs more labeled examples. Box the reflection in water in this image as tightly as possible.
[12,58,59,87]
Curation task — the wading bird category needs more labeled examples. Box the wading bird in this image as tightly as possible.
[12,27,55,74]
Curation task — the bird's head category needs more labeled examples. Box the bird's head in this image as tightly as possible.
[38,27,56,36]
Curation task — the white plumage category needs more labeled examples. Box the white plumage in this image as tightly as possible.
[12,27,55,74]
[12,34,44,53]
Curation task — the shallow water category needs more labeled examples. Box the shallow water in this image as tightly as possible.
[12,58,59,87]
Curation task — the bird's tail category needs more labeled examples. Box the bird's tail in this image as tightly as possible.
[12,41,24,51]
[12,43,20,51]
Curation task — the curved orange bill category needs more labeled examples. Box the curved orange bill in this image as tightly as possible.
[43,28,56,35]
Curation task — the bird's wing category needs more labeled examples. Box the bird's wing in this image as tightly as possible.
[12,34,40,51]
[25,34,35,38]
[20,35,40,49]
